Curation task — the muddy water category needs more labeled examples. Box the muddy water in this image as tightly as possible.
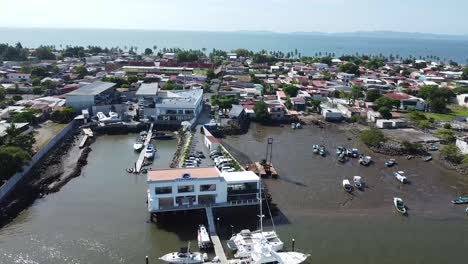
[224,123,468,264]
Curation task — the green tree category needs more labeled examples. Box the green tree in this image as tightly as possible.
[351,85,364,101]
[375,97,399,110]
[144,48,153,55]
[3,124,36,154]
[30,67,49,79]
[32,77,41,86]
[365,89,382,102]
[253,101,270,124]
[33,46,56,60]
[74,65,89,78]
[401,141,422,153]
[127,76,139,84]
[462,67,468,80]
[0,87,5,101]
[435,129,455,143]
[309,99,321,113]
[378,106,392,119]
[162,80,183,90]
[360,128,386,147]
[440,144,463,164]
[0,146,31,182]
[10,110,36,124]
[51,107,76,123]
[206,70,216,81]
[283,84,299,97]
[285,97,293,110]
[338,62,359,75]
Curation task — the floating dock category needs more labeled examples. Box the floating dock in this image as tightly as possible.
[135,123,154,173]
[252,162,278,178]
[205,207,228,263]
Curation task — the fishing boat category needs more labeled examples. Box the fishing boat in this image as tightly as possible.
[385,159,396,167]
[466,207,468,214]
[351,148,359,158]
[423,156,432,162]
[144,144,155,159]
[295,123,302,129]
[394,171,408,183]
[291,123,296,129]
[429,145,439,151]
[312,145,319,154]
[393,197,407,214]
[197,225,212,250]
[359,155,372,166]
[319,146,326,156]
[343,179,353,193]
[451,197,468,204]
[336,146,344,155]
[159,246,207,264]
[353,176,363,189]
[338,153,347,163]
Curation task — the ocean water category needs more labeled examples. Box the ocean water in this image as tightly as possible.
[1,28,468,64]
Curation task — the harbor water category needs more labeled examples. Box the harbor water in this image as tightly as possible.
[0,125,467,264]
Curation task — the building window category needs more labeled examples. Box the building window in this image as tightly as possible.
[178,185,194,193]
[155,186,172,194]
[185,110,194,115]
[200,184,216,192]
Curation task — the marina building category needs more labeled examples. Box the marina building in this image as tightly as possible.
[147,167,260,213]
[65,81,117,112]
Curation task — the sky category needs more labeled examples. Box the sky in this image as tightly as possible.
[1,0,467,35]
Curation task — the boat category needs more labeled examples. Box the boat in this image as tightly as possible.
[353,176,363,189]
[229,229,284,258]
[429,145,439,151]
[451,197,468,204]
[336,146,344,155]
[197,225,212,250]
[394,171,408,183]
[237,242,309,264]
[144,144,155,159]
[126,168,134,173]
[423,156,432,162]
[153,131,174,140]
[466,207,468,214]
[291,123,296,129]
[295,123,302,129]
[351,148,359,158]
[393,197,407,214]
[359,155,372,166]
[159,246,207,264]
[133,138,144,151]
[338,153,347,163]
[319,146,326,156]
[312,145,319,154]
[385,159,396,167]
[343,179,353,193]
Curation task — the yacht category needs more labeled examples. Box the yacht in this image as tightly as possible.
[159,246,207,264]
[197,225,212,250]
[228,229,284,258]
[133,137,144,151]
[144,144,155,159]
[231,241,308,264]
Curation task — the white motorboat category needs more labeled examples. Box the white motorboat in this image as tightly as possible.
[359,155,372,166]
[133,137,144,151]
[197,225,212,250]
[159,246,207,264]
[144,143,155,159]
[236,241,309,264]
[393,197,407,214]
[343,179,353,193]
[295,123,302,129]
[291,123,296,129]
[394,171,408,183]
[353,176,363,189]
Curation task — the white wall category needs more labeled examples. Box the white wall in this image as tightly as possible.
[456,94,468,107]
[456,138,468,155]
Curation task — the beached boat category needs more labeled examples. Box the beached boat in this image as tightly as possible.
[359,155,371,166]
[351,148,359,158]
[429,145,439,151]
[291,123,296,129]
[353,176,363,189]
[144,144,155,159]
[385,159,396,167]
[197,225,212,250]
[423,156,432,162]
[338,153,347,163]
[295,123,302,129]
[466,207,468,214]
[312,145,319,154]
[343,179,353,193]
[159,246,207,264]
[394,171,408,183]
[319,146,326,156]
[393,197,407,214]
[336,146,344,155]
[451,197,468,204]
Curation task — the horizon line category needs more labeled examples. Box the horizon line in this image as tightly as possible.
[0,26,467,37]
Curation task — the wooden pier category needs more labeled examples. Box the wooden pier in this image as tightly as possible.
[135,123,153,173]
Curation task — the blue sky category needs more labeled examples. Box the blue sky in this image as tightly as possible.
[1,0,467,34]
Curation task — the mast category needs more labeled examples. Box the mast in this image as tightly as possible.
[258,180,264,234]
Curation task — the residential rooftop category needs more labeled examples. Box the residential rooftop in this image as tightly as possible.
[66,81,116,96]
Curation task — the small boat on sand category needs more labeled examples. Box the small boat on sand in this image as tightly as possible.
[385,159,396,167]
[429,145,439,151]
[312,145,319,154]
[423,156,432,162]
[393,197,407,214]
[394,171,408,184]
[351,148,359,158]
[336,146,344,155]
[291,123,296,129]
[295,123,302,129]
[359,155,372,166]
[353,176,363,189]
[319,146,326,156]
[451,197,468,204]
[343,179,353,193]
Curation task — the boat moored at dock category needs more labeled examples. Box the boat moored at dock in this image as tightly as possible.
[144,143,155,159]
[198,225,213,250]
[159,246,208,264]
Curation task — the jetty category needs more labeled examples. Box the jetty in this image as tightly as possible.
[135,123,153,173]
[251,162,279,178]
[205,207,228,263]
[79,128,94,148]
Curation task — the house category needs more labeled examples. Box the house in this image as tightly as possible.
[338,73,355,83]
[456,137,468,155]
[151,89,204,124]
[321,107,343,121]
[376,119,408,129]
[0,106,26,120]
[456,94,468,107]
[5,73,31,82]
[228,105,246,120]
[290,97,306,111]
[265,101,285,120]
[146,167,260,213]
[383,93,426,111]
[0,121,32,138]
[65,81,117,112]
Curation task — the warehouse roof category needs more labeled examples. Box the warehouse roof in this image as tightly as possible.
[66,81,116,96]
